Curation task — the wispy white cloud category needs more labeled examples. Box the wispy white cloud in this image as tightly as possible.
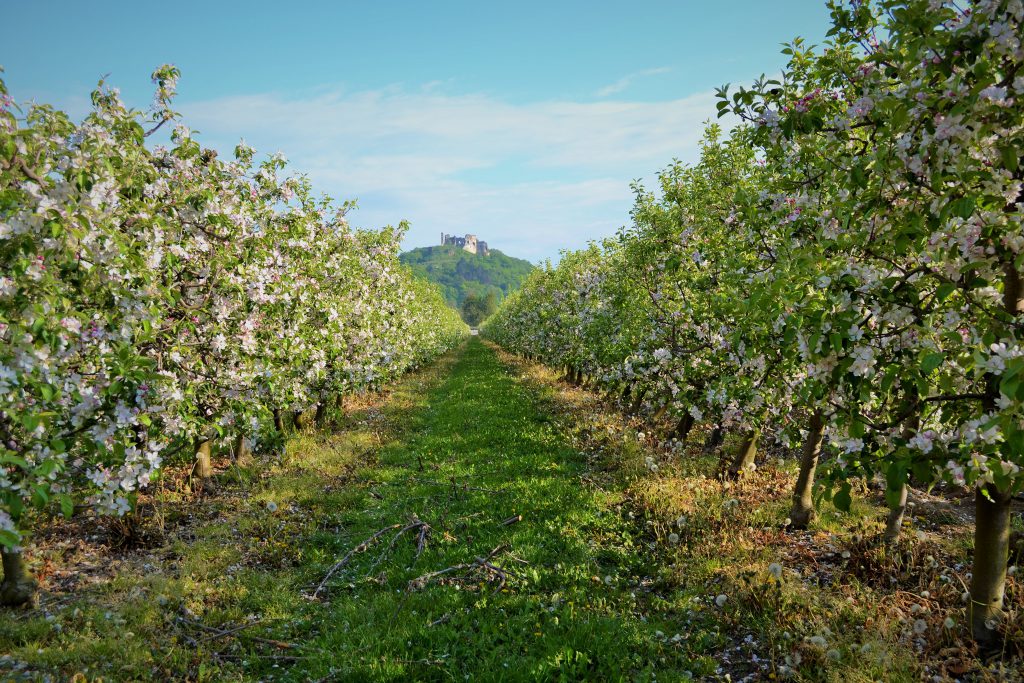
[595,67,672,97]
[180,84,728,261]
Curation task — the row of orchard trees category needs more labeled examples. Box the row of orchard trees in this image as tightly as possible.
[487,0,1023,645]
[0,67,466,604]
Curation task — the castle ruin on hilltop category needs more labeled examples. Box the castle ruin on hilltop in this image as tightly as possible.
[441,233,489,256]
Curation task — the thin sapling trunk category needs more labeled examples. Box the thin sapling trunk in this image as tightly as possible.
[788,410,824,529]
[727,429,760,479]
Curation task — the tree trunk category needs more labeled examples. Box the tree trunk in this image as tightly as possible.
[0,548,36,606]
[193,438,213,490]
[968,263,1023,646]
[314,401,327,426]
[788,411,824,529]
[292,410,303,431]
[970,484,1013,647]
[727,429,760,478]
[273,408,285,434]
[673,413,695,441]
[703,425,724,454]
[233,434,252,466]
[629,387,648,414]
[883,482,908,546]
[884,411,919,545]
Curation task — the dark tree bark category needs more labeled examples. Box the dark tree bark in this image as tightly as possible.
[0,548,36,606]
[629,387,648,414]
[703,425,724,454]
[673,413,695,441]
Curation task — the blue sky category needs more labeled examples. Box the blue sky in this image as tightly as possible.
[3,1,833,262]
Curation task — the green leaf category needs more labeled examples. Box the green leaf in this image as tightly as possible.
[0,529,20,548]
[936,282,956,302]
[59,494,74,519]
[31,486,49,508]
[1000,375,1020,400]
[1001,146,1018,172]
[21,414,40,433]
[0,453,31,470]
[921,352,944,374]
[950,197,976,220]
[881,365,899,394]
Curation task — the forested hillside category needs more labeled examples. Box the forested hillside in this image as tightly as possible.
[399,245,534,307]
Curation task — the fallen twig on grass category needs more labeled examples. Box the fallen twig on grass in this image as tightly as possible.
[367,515,431,575]
[406,544,519,593]
[416,523,429,558]
[312,523,402,598]
[197,619,261,642]
[429,612,452,627]
[499,514,522,526]
[177,615,295,650]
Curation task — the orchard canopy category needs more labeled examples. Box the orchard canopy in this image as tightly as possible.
[0,65,466,549]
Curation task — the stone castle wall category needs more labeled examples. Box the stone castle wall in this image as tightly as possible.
[441,233,489,255]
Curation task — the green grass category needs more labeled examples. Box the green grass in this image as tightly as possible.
[0,338,705,681]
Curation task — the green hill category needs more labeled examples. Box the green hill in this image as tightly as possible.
[399,245,535,309]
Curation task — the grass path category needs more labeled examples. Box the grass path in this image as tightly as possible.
[284,336,684,680]
[1,337,695,682]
